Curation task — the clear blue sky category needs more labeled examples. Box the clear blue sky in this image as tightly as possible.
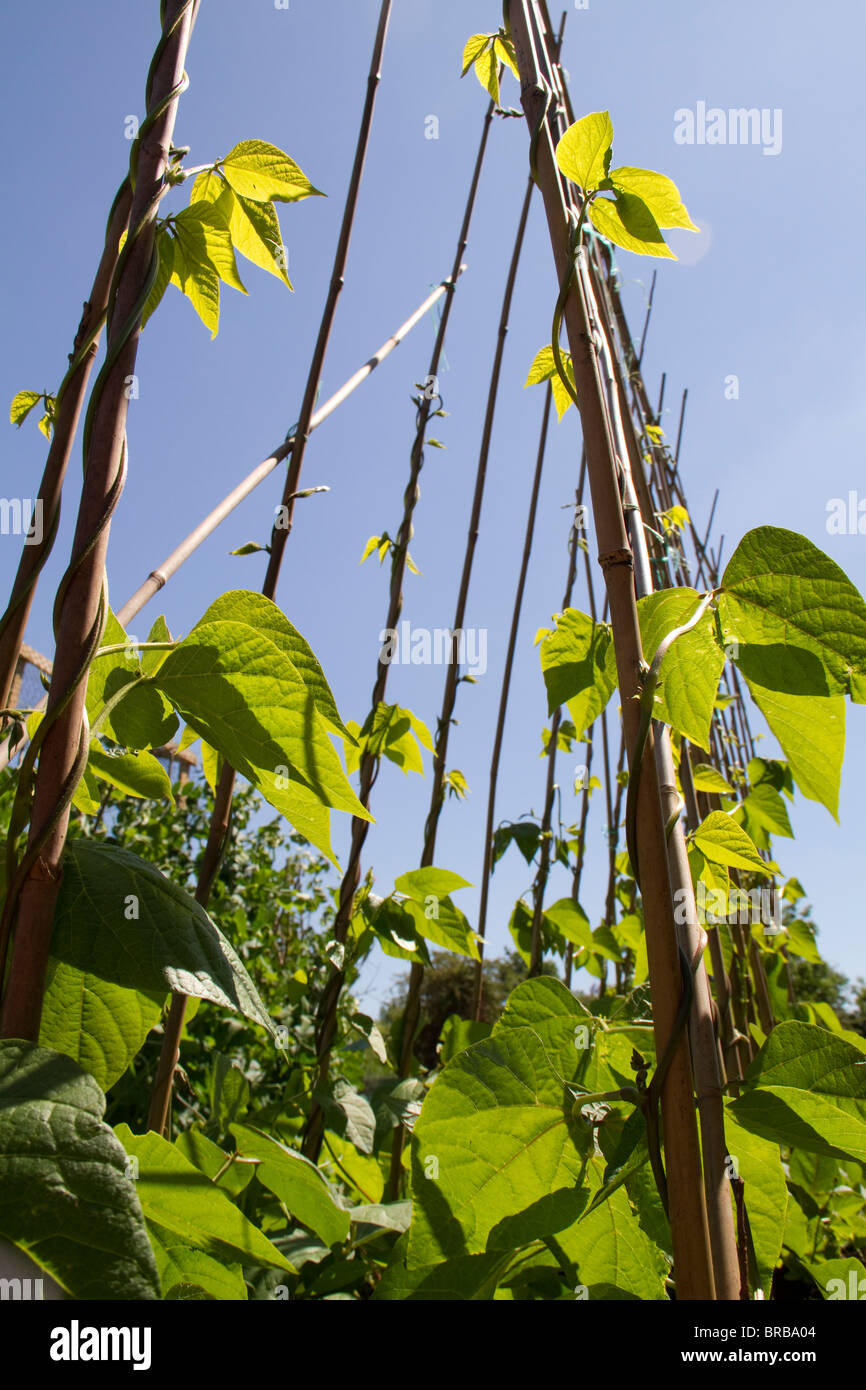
[3,1,865,1012]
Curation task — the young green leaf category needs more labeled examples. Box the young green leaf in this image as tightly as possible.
[608,167,699,231]
[691,811,778,876]
[492,34,519,79]
[461,33,491,76]
[9,389,42,427]
[174,197,248,295]
[690,763,734,795]
[221,139,323,204]
[192,170,293,289]
[588,191,676,259]
[524,344,575,419]
[141,228,175,328]
[169,233,221,337]
[637,588,724,749]
[555,111,614,191]
[538,608,618,736]
[473,45,500,105]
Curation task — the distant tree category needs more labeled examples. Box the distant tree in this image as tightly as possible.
[382,949,558,1069]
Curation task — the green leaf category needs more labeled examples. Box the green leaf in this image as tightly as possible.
[175,198,248,295]
[114,1126,294,1272]
[408,995,592,1267]
[724,1111,787,1297]
[174,1131,255,1198]
[538,609,618,736]
[394,867,472,900]
[691,811,777,876]
[373,1235,510,1300]
[690,763,734,795]
[152,591,368,862]
[809,1257,866,1300]
[351,702,431,777]
[740,781,794,839]
[402,893,479,961]
[554,1185,668,1299]
[0,1042,159,1299]
[147,1225,248,1300]
[52,838,276,1037]
[319,1080,376,1155]
[719,526,866,698]
[39,961,163,1091]
[192,170,292,290]
[729,1022,866,1165]
[461,33,491,77]
[170,230,221,337]
[229,541,267,556]
[473,45,500,104]
[637,588,724,748]
[438,1015,493,1065]
[321,1131,384,1205]
[185,591,353,741]
[781,916,822,964]
[608,166,698,230]
[508,897,534,966]
[543,897,594,952]
[492,35,519,79]
[588,192,675,259]
[230,1123,350,1248]
[734,645,845,818]
[87,745,174,802]
[10,389,42,427]
[524,345,575,419]
[221,140,322,204]
[555,111,614,191]
[367,897,430,965]
[37,414,52,439]
[86,608,177,750]
[141,227,175,328]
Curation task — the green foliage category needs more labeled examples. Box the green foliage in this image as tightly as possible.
[51,838,276,1035]
[555,111,698,259]
[9,388,56,439]
[0,1043,160,1299]
[536,608,618,737]
[143,140,321,333]
[460,30,518,107]
[525,345,576,419]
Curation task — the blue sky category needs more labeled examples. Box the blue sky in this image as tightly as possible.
[3,0,865,1011]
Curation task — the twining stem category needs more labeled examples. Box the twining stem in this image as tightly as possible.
[0,0,199,1042]
[0,183,133,715]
